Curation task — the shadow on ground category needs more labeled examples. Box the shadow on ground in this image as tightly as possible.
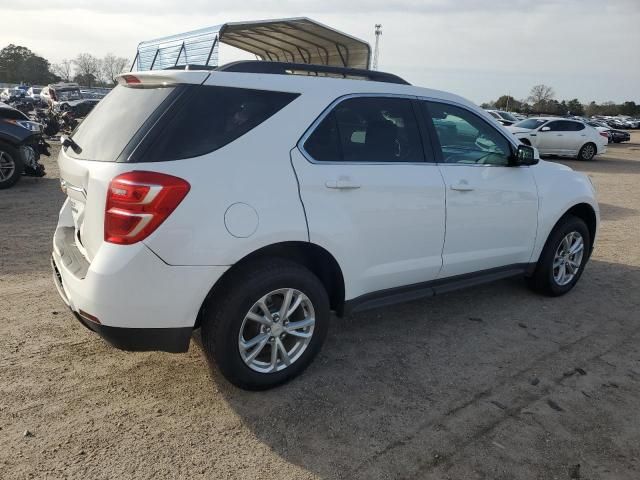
[195,258,640,479]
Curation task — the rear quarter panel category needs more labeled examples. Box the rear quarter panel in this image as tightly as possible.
[141,91,326,266]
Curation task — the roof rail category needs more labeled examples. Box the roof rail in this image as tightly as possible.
[216,61,410,85]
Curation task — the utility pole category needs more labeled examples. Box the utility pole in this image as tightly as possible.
[373,24,382,70]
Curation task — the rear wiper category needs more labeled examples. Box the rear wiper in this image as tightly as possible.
[61,135,82,154]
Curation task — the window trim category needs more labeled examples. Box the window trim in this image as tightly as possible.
[418,97,522,168]
[297,93,434,165]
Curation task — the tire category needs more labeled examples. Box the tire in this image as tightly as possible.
[0,142,23,189]
[201,258,330,390]
[577,142,596,161]
[527,215,591,296]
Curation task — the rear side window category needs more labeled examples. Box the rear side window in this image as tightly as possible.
[69,85,176,161]
[142,86,299,162]
[304,96,425,163]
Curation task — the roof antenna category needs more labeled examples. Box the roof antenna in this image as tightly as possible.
[373,24,382,70]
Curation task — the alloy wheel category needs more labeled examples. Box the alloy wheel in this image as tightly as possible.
[238,288,316,373]
[0,150,16,182]
[553,231,584,286]
[581,144,595,160]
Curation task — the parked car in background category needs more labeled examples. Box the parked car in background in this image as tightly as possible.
[52,63,599,389]
[1,87,27,102]
[587,121,630,143]
[507,117,607,160]
[40,82,101,119]
[39,86,52,105]
[0,102,47,188]
[26,86,42,103]
[485,109,518,126]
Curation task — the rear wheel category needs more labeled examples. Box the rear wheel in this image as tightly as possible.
[201,258,330,390]
[0,142,23,189]
[527,215,591,296]
[577,142,596,161]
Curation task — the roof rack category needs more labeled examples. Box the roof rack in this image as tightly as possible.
[217,61,410,85]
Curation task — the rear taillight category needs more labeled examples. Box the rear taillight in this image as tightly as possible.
[105,171,190,245]
[599,132,609,139]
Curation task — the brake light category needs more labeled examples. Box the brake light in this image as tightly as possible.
[599,132,609,139]
[121,74,141,85]
[105,171,190,245]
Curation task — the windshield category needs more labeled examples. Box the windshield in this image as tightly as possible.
[498,111,518,122]
[32,88,41,94]
[513,119,548,130]
[69,85,176,161]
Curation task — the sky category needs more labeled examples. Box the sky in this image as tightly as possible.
[1,0,639,104]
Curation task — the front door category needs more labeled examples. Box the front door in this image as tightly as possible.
[421,100,539,278]
[291,95,446,300]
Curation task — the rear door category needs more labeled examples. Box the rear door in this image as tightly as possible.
[291,95,446,300]
[421,100,539,278]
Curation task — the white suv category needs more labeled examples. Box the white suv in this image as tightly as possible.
[52,62,599,390]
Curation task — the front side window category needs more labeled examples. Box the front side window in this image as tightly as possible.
[304,96,425,163]
[424,102,513,166]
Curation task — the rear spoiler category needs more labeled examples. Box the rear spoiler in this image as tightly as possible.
[116,70,210,87]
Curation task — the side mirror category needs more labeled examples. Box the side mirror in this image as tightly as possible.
[540,126,551,132]
[512,144,538,166]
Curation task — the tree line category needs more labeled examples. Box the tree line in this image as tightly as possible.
[481,84,640,117]
[0,44,128,87]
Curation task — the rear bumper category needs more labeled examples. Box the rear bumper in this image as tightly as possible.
[73,307,192,353]
[51,220,228,352]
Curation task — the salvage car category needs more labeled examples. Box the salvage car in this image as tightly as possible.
[587,121,630,143]
[485,109,518,126]
[40,82,100,113]
[52,62,599,390]
[0,102,47,188]
[26,86,42,103]
[507,117,607,160]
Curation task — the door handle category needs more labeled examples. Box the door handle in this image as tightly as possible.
[556,134,563,136]
[325,177,361,190]
[450,181,474,192]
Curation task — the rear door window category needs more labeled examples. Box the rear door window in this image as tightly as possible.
[304,96,425,163]
[141,86,299,162]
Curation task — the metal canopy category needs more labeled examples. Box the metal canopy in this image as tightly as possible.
[132,17,371,71]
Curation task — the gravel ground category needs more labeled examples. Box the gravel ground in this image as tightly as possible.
[1,134,639,479]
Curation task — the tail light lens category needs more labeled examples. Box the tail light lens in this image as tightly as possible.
[105,171,190,245]
[599,132,609,139]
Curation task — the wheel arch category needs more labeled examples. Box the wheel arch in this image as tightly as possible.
[195,241,346,328]
[541,203,597,261]
[564,203,597,253]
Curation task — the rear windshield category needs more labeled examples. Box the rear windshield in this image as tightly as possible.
[69,84,298,162]
[69,85,176,161]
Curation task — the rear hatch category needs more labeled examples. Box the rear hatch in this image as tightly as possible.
[57,71,210,261]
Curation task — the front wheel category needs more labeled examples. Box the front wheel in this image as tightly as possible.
[577,143,596,161]
[201,258,330,390]
[0,142,23,189]
[527,215,591,296]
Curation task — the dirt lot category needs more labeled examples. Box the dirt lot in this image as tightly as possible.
[1,133,639,480]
